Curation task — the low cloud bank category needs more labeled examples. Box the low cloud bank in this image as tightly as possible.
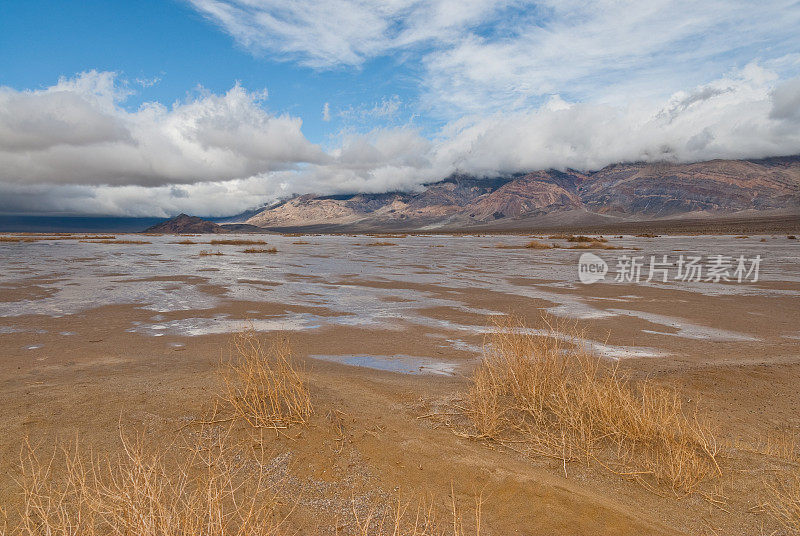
[1,66,799,217]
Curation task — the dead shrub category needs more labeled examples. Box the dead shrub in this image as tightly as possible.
[210,239,268,245]
[462,317,721,494]
[351,491,482,536]
[768,473,800,534]
[566,241,621,250]
[242,247,278,254]
[524,240,554,249]
[79,239,150,244]
[0,236,43,242]
[220,331,312,429]
[8,427,286,536]
[566,235,607,243]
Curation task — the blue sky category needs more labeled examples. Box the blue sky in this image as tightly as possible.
[0,0,425,145]
[1,0,799,216]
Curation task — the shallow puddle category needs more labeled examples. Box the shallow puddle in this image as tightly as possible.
[310,354,459,375]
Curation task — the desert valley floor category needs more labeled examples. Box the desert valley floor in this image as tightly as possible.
[1,233,799,535]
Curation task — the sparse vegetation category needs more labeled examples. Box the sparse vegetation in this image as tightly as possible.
[367,233,408,239]
[567,235,607,243]
[566,241,621,250]
[199,249,224,256]
[460,317,721,494]
[353,493,483,536]
[789,235,797,240]
[496,239,620,250]
[175,239,197,244]
[768,473,800,534]
[365,241,396,246]
[210,239,269,245]
[7,427,286,536]
[220,331,312,429]
[524,240,553,249]
[292,241,310,245]
[635,233,659,238]
[80,239,150,244]
[242,247,278,254]
[0,236,37,243]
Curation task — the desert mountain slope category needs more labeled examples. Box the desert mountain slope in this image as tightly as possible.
[243,156,800,230]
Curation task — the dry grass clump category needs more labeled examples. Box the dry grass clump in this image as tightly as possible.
[789,235,798,240]
[566,241,621,250]
[547,234,607,242]
[242,247,278,254]
[365,241,396,246]
[210,239,268,245]
[352,493,482,536]
[49,235,117,240]
[636,233,659,238]
[367,233,408,239]
[80,239,151,244]
[7,428,286,536]
[768,473,800,534]
[0,236,38,243]
[463,317,720,494]
[220,331,312,429]
[495,241,554,250]
[524,240,554,249]
[292,240,310,245]
[199,249,224,256]
[567,235,607,243]
[174,239,197,244]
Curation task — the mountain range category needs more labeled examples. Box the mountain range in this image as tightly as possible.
[236,156,800,232]
[145,156,800,233]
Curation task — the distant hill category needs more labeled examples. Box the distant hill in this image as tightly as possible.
[144,214,229,234]
[243,156,800,232]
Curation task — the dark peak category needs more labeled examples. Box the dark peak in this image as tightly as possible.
[143,213,227,234]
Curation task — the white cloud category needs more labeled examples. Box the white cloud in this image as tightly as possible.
[322,102,331,122]
[1,65,800,217]
[338,95,405,126]
[187,0,800,120]
[0,71,327,187]
[434,64,800,175]
[187,0,514,69]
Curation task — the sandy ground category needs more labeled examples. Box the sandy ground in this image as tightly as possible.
[0,233,799,534]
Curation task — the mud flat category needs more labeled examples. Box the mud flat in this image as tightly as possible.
[0,233,799,534]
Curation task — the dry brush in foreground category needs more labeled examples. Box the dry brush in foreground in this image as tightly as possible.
[462,318,721,494]
[5,427,287,536]
[219,331,313,430]
[2,332,482,535]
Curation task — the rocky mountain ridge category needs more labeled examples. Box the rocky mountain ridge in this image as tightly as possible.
[242,156,800,230]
